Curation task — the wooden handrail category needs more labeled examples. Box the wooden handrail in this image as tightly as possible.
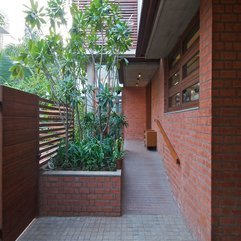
[155,119,180,165]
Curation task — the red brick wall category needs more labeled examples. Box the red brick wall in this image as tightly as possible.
[122,87,146,140]
[150,1,212,240]
[212,1,241,240]
[39,172,121,217]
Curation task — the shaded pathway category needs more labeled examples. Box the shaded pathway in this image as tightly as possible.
[123,140,180,215]
[18,141,194,241]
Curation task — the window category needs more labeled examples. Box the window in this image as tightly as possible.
[166,16,199,112]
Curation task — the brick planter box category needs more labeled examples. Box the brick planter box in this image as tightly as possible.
[39,170,122,217]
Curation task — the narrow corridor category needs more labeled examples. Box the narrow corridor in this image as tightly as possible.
[123,140,180,215]
[18,141,194,241]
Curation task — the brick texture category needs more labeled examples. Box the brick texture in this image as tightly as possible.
[122,87,147,140]
[39,173,121,217]
[114,1,241,240]
[150,1,213,240]
[212,1,241,240]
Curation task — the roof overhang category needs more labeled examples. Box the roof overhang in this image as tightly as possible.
[119,58,159,87]
[136,0,200,59]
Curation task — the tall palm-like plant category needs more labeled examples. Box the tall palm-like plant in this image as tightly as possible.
[11,0,131,162]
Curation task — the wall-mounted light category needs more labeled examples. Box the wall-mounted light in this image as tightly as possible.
[135,73,141,87]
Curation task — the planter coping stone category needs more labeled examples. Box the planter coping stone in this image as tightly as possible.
[41,170,121,177]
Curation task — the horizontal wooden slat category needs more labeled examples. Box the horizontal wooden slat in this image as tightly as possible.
[39,116,73,121]
[39,110,61,116]
[0,86,39,241]
[40,134,73,148]
[40,117,63,121]
[38,96,74,166]
[39,153,57,166]
[39,127,66,134]
[3,117,38,131]
[39,137,64,148]
[39,148,59,161]
[3,102,38,117]
[3,128,38,147]
[39,135,74,166]
[39,130,73,140]
[39,97,54,104]
[40,144,59,154]
[1,86,39,106]
[39,104,73,112]
[39,122,65,127]
[3,140,38,162]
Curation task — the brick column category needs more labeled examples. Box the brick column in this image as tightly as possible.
[212,1,241,240]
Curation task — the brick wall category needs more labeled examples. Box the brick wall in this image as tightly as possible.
[39,171,122,217]
[150,1,213,240]
[212,1,241,240]
[122,87,146,140]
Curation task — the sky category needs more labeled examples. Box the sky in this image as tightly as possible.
[0,0,48,44]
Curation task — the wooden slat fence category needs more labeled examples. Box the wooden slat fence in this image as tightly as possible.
[0,86,75,241]
[0,86,39,241]
[39,98,74,166]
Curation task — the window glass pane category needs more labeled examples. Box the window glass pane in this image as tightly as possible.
[169,51,181,68]
[169,93,181,108]
[169,72,180,88]
[182,83,200,103]
[183,52,199,78]
[183,23,199,52]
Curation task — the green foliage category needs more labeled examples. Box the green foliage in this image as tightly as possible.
[109,112,128,139]
[24,0,46,29]
[0,13,5,27]
[54,94,127,171]
[54,137,116,171]
[113,138,124,162]
[0,52,12,83]
[0,44,50,97]
[54,141,81,169]
[80,85,128,141]
[47,0,67,31]
[10,0,131,170]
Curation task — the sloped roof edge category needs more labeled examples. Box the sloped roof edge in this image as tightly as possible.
[136,0,160,58]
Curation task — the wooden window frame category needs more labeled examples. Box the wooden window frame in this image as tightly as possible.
[165,14,200,113]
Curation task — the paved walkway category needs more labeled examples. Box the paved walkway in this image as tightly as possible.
[18,140,194,241]
[123,141,180,215]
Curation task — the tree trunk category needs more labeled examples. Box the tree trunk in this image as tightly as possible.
[65,105,69,162]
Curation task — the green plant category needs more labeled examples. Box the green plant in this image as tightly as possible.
[53,137,117,171]
[11,0,131,166]
[0,43,51,97]
[109,112,128,139]
[54,141,82,170]
[0,13,5,27]
[113,137,124,161]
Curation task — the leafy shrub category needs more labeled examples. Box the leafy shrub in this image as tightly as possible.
[53,136,118,171]
[54,141,82,170]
